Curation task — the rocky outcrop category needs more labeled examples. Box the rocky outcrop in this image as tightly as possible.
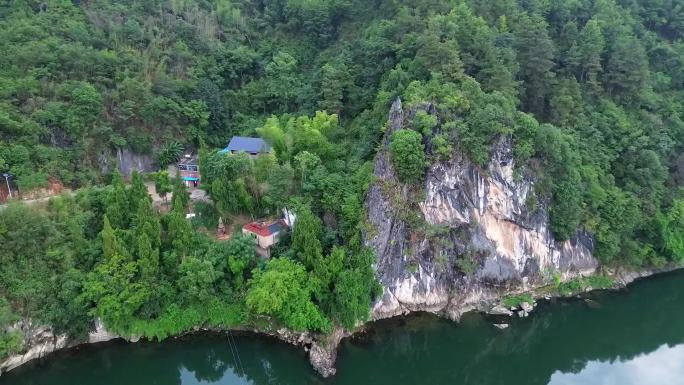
[95,148,157,177]
[365,99,599,321]
[265,327,346,377]
[0,326,69,374]
[305,328,348,377]
[87,318,120,344]
[0,319,122,375]
[116,148,156,176]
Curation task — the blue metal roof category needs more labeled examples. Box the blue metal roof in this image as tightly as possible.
[221,136,270,154]
[267,222,285,234]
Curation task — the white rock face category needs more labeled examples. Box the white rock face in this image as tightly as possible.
[365,99,599,321]
[0,318,121,375]
[88,318,120,344]
[0,325,68,374]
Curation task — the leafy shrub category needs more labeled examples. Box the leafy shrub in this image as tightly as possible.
[557,275,614,296]
[0,331,23,359]
[16,172,48,191]
[192,201,219,230]
[389,129,426,183]
[454,254,477,276]
[431,134,452,160]
[157,141,184,167]
[413,110,437,135]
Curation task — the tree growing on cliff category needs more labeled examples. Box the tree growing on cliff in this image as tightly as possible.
[389,129,426,184]
[330,248,379,329]
[0,298,22,358]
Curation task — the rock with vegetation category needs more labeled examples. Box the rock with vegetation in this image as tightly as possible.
[366,99,598,320]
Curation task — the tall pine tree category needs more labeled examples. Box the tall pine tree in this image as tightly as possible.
[106,170,129,229]
[128,170,150,215]
[171,170,189,213]
[291,206,323,269]
[101,215,122,260]
[515,14,556,117]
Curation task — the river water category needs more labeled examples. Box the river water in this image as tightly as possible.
[2,270,684,385]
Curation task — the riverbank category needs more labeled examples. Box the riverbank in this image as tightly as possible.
[2,264,680,378]
[5,267,684,385]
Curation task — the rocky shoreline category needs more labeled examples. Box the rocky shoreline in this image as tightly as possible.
[1,265,679,378]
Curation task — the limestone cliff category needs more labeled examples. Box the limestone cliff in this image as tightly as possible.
[0,319,119,374]
[365,99,598,320]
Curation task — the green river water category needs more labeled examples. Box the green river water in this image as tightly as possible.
[2,270,684,385]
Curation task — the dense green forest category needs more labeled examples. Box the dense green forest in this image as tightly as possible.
[1,0,684,359]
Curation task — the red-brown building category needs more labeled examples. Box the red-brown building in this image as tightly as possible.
[242,219,288,257]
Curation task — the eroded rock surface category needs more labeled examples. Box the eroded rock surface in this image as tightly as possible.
[365,99,599,321]
[0,318,123,375]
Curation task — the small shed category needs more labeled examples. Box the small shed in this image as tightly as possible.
[221,137,271,156]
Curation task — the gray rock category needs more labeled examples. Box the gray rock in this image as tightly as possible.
[88,318,120,344]
[518,310,528,318]
[115,148,156,176]
[489,305,514,316]
[521,302,533,313]
[493,323,509,330]
[584,299,602,309]
[307,328,347,378]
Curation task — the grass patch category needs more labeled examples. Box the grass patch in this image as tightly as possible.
[502,293,534,308]
[557,275,614,296]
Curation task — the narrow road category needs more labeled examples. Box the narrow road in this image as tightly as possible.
[1,184,209,211]
[0,190,77,211]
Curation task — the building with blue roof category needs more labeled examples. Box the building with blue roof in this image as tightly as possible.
[220,136,271,156]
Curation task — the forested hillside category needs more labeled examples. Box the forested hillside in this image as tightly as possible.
[1,0,683,360]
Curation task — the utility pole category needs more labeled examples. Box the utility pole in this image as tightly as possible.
[2,173,12,199]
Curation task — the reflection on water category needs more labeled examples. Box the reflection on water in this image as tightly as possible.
[550,344,684,385]
[2,270,684,385]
